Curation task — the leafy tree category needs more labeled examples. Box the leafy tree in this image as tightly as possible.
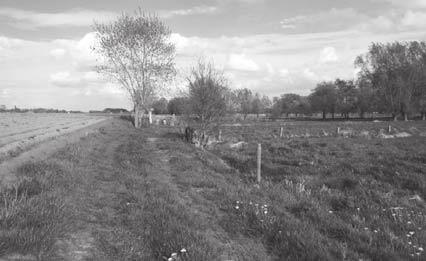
[355,75,376,118]
[235,88,253,119]
[251,93,262,117]
[167,97,189,115]
[308,82,338,119]
[335,79,358,119]
[152,97,168,114]
[355,41,426,121]
[93,9,176,128]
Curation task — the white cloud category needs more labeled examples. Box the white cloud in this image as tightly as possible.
[50,48,66,59]
[49,71,81,87]
[160,6,218,18]
[0,8,117,28]
[375,0,426,8]
[401,10,426,27]
[319,47,339,63]
[227,53,260,71]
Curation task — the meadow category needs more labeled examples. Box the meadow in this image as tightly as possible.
[0,117,425,260]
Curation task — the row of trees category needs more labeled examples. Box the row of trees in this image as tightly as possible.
[93,9,426,130]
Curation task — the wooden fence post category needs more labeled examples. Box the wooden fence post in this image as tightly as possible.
[218,129,222,141]
[337,127,340,135]
[280,127,284,138]
[388,125,392,133]
[257,143,262,183]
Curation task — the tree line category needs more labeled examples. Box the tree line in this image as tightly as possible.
[93,9,426,130]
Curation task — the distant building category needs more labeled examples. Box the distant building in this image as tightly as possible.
[0,105,6,111]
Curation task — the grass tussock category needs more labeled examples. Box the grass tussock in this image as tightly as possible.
[0,162,71,260]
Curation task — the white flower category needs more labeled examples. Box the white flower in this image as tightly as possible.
[409,231,415,235]
[235,206,239,210]
[168,258,173,261]
[180,248,187,253]
[374,230,378,233]
[171,253,177,258]
[409,242,412,245]
[419,247,424,251]
[408,221,412,224]
[329,210,333,214]
[264,211,268,214]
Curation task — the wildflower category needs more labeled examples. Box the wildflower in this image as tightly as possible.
[407,234,411,237]
[409,231,415,235]
[235,206,239,210]
[357,208,360,211]
[236,201,240,204]
[329,210,333,214]
[408,221,412,224]
[180,248,187,253]
[392,213,396,216]
[409,242,412,245]
[168,258,173,261]
[264,204,268,208]
[264,211,268,214]
[364,227,368,230]
[249,201,253,205]
[171,253,178,258]
[419,247,424,252]
[374,230,378,233]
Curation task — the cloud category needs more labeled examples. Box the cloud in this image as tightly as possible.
[375,0,426,8]
[227,53,260,71]
[49,71,81,87]
[160,6,218,18]
[319,47,339,63]
[50,48,66,59]
[0,8,117,28]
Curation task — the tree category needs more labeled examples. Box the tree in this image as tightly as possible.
[308,82,338,119]
[93,9,176,128]
[355,75,376,118]
[355,41,426,121]
[235,88,253,119]
[187,59,228,131]
[251,93,262,117]
[167,97,189,115]
[152,97,168,114]
[335,79,357,119]
[261,95,272,113]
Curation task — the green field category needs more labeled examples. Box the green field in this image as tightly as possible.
[0,118,425,260]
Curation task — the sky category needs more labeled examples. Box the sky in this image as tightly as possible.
[0,0,426,111]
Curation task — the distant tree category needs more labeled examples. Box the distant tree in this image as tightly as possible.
[261,95,272,113]
[152,97,168,114]
[251,93,263,117]
[187,59,228,131]
[235,88,253,119]
[309,82,338,119]
[167,97,189,115]
[223,88,239,114]
[355,41,426,121]
[93,9,176,128]
[355,75,376,118]
[335,79,358,119]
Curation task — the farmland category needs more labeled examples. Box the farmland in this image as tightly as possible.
[0,113,107,163]
[0,117,425,260]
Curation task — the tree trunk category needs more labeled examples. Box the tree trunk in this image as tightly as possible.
[322,111,326,120]
[422,112,425,121]
[404,113,408,121]
[393,114,398,121]
[134,106,143,128]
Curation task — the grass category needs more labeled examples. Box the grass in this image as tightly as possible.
[1,118,424,260]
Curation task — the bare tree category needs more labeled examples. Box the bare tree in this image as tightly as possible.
[187,59,228,132]
[93,9,176,128]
